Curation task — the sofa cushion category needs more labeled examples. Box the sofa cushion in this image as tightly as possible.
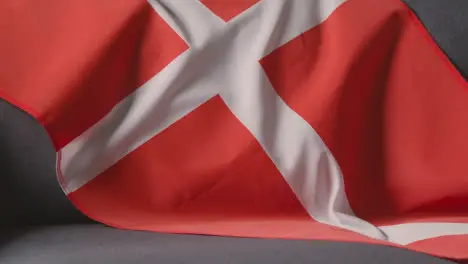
[0,225,454,264]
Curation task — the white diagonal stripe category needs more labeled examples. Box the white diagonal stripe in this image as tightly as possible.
[147,0,225,48]
[60,51,219,192]
[219,65,386,239]
[57,0,468,245]
[228,0,345,57]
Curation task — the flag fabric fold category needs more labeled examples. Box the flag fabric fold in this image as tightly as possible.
[1,0,468,260]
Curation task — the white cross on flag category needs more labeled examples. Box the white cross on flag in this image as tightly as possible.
[1,0,468,260]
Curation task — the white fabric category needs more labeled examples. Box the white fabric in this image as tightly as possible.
[381,222,468,245]
[57,0,468,245]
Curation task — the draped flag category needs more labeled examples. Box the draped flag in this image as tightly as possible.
[1,0,468,260]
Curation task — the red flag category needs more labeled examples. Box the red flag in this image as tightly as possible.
[1,0,467,260]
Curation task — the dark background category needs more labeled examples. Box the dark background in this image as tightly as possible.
[0,0,467,263]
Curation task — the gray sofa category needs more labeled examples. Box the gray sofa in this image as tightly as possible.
[1,0,467,263]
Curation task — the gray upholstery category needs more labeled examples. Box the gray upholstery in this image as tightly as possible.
[405,0,468,80]
[0,99,89,226]
[0,225,454,264]
[1,0,467,263]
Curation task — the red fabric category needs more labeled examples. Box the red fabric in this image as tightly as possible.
[68,95,384,245]
[0,0,187,149]
[201,0,259,22]
[409,235,468,260]
[261,0,468,226]
[1,0,468,261]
